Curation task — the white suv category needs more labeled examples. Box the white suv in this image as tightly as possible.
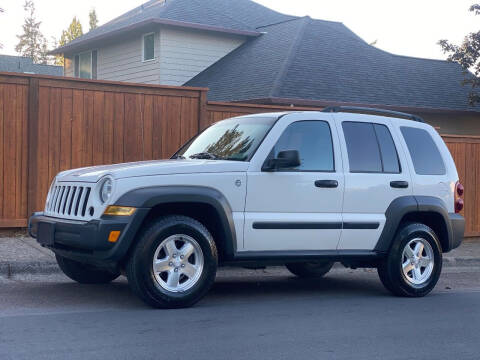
[29,107,465,308]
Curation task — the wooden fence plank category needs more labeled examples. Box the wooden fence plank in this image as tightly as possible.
[103,92,114,164]
[71,89,84,168]
[36,86,50,211]
[48,87,61,184]
[20,85,28,219]
[152,95,163,160]
[60,88,73,171]
[143,95,154,160]
[113,93,125,164]
[4,84,17,218]
[84,90,94,166]
[93,91,105,165]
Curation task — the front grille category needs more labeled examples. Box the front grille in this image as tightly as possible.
[46,184,92,218]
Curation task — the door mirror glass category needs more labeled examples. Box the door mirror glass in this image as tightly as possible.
[263,150,301,171]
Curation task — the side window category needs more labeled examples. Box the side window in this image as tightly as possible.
[373,124,401,173]
[74,55,79,77]
[342,122,400,173]
[272,121,334,171]
[79,52,92,79]
[143,33,155,61]
[401,127,446,175]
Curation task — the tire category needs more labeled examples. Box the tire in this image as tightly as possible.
[126,215,218,309]
[377,222,442,297]
[286,261,334,278]
[56,254,120,284]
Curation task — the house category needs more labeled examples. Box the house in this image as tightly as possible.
[50,0,480,135]
[0,55,63,76]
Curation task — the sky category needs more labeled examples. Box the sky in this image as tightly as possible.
[0,0,478,61]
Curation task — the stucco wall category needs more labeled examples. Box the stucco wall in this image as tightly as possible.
[419,112,480,136]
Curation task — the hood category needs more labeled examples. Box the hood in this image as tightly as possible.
[57,159,249,183]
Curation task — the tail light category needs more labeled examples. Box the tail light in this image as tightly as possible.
[455,181,464,213]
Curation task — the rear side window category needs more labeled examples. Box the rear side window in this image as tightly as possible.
[374,124,401,173]
[342,122,400,173]
[401,127,446,175]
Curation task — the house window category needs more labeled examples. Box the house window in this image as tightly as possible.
[143,33,155,61]
[74,51,97,79]
[79,52,92,79]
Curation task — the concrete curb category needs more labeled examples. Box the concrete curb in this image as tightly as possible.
[1,257,479,278]
[0,261,59,277]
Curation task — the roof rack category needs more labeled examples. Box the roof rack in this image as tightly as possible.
[322,106,424,123]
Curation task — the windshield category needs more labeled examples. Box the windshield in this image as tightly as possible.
[176,116,277,161]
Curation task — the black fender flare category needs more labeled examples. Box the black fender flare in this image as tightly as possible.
[374,195,455,253]
[115,186,237,258]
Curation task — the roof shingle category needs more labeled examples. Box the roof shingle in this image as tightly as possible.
[186,17,477,112]
[53,0,294,54]
[0,55,63,76]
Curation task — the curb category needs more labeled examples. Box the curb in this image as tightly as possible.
[0,261,59,277]
[442,257,480,268]
[1,257,479,278]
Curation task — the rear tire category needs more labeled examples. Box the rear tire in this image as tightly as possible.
[56,255,120,284]
[286,261,334,278]
[126,215,218,309]
[377,223,442,297]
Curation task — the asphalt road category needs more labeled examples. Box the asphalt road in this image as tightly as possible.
[1,267,479,360]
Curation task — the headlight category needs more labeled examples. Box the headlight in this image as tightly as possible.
[100,178,113,204]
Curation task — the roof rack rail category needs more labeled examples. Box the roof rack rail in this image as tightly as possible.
[322,106,424,123]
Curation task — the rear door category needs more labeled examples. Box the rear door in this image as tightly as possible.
[335,114,413,250]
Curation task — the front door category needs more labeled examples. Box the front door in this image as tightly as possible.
[244,117,344,251]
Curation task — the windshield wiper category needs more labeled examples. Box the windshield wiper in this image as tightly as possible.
[189,152,222,160]
[173,154,186,159]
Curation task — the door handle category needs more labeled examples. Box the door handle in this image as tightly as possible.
[315,180,338,188]
[390,181,409,189]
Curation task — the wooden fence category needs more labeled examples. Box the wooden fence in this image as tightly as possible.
[0,73,207,227]
[444,135,480,237]
[0,73,479,237]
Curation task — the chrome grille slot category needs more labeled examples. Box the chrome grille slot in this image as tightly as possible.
[74,187,84,216]
[81,188,91,217]
[45,183,93,220]
[67,186,77,215]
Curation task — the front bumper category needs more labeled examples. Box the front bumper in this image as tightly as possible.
[28,209,149,268]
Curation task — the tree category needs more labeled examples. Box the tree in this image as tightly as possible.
[439,4,480,106]
[89,8,99,31]
[55,17,83,66]
[15,0,48,64]
[205,126,254,160]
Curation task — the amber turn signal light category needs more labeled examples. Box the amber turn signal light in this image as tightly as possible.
[103,206,136,216]
[108,231,121,243]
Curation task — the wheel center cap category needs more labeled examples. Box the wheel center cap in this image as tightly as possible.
[171,257,181,267]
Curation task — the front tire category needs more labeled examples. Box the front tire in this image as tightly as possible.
[56,255,120,284]
[377,223,442,297]
[126,215,218,309]
[286,261,334,278]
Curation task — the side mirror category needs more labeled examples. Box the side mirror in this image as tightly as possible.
[262,150,301,171]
